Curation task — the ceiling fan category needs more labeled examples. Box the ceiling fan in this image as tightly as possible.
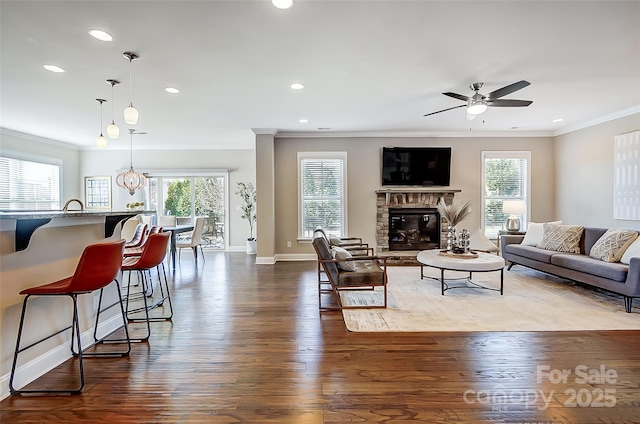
[424,80,532,119]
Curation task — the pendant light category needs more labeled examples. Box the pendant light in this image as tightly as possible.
[95,99,108,148]
[123,52,139,125]
[106,79,120,138]
[116,129,146,195]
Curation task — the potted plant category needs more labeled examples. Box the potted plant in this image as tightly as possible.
[436,198,471,251]
[236,182,257,254]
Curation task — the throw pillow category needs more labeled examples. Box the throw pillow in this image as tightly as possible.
[332,246,356,271]
[469,228,498,253]
[329,236,342,246]
[589,229,639,262]
[521,221,563,246]
[620,234,640,265]
[537,223,584,253]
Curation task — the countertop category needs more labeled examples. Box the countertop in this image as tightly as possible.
[0,210,156,220]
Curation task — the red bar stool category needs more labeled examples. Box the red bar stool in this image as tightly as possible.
[9,239,130,395]
[123,225,163,257]
[121,232,173,342]
[125,223,148,248]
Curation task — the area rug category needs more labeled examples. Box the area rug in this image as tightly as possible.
[340,266,640,332]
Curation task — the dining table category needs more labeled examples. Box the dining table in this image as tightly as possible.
[163,224,194,269]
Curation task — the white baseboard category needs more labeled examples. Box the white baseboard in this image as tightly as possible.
[274,253,316,262]
[0,315,123,400]
[255,256,276,264]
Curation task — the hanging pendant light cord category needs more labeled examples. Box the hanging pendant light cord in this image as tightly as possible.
[129,132,134,168]
[128,57,133,106]
[111,84,115,118]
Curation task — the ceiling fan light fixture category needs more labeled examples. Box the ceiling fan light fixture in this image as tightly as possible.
[272,0,293,9]
[467,102,488,115]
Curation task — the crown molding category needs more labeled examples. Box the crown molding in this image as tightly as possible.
[553,105,640,137]
[275,130,554,139]
[0,128,82,150]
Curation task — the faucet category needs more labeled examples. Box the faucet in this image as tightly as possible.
[63,198,84,212]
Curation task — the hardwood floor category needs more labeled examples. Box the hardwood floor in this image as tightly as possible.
[2,251,640,423]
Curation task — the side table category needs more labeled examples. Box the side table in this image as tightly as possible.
[497,230,526,249]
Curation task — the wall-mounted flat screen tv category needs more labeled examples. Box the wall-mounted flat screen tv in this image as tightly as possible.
[381,147,451,186]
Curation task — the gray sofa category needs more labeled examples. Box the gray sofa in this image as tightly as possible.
[501,227,640,312]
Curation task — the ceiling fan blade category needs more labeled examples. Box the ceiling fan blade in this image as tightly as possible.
[443,92,470,102]
[485,80,530,100]
[423,104,466,117]
[488,99,533,107]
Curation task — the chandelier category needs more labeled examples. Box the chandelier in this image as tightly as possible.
[116,129,146,195]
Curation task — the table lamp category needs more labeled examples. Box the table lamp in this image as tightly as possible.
[502,200,525,232]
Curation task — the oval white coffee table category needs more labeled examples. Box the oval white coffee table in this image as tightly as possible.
[417,250,506,295]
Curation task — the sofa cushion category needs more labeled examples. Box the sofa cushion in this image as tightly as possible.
[589,229,639,262]
[504,244,556,263]
[522,221,562,246]
[537,224,583,253]
[550,253,629,282]
[621,237,640,265]
[332,246,356,271]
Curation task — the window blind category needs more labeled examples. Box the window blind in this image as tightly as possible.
[0,156,61,210]
[300,157,345,238]
[482,153,529,238]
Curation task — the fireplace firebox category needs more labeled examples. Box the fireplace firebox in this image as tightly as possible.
[388,208,440,251]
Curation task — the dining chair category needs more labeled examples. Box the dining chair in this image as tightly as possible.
[176,216,206,262]
[158,215,177,227]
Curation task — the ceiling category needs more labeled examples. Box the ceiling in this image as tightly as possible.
[1,0,639,151]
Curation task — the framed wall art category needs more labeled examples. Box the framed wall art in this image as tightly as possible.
[85,176,112,210]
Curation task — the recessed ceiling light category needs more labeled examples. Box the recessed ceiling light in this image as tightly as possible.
[88,29,113,42]
[272,0,293,9]
[552,118,564,123]
[290,83,304,90]
[165,87,180,94]
[43,64,65,73]
[299,118,308,123]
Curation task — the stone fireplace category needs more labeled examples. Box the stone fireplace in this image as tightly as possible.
[376,188,461,252]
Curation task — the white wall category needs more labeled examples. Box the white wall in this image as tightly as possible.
[273,135,556,256]
[555,113,640,230]
[80,148,256,249]
[0,130,82,201]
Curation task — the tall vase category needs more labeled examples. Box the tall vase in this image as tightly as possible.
[446,225,456,251]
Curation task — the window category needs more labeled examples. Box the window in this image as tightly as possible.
[0,154,61,210]
[481,151,530,239]
[144,173,228,250]
[298,152,347,239]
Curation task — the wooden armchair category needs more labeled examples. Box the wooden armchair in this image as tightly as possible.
[312,235,387,311]
[312,228,374,285]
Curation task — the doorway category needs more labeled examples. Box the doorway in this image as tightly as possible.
[146,174,228,250]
